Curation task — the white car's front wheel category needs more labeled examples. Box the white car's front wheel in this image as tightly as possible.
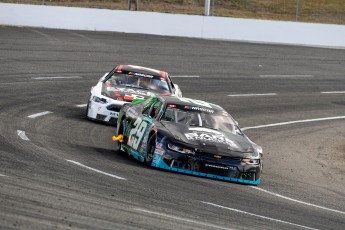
[85,100,91,119]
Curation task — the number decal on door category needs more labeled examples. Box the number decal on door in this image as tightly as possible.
[128,118,148,150]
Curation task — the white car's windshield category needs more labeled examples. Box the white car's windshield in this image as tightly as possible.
[107,73,170,93]
[162,106,241,134]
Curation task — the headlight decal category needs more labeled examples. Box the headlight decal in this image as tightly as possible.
[167,143,195,155]
[92,96,107,104]
[241,158,260,164]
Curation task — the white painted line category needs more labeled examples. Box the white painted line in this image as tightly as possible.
[0,82,19,85]
[134,208,234,230]
[251,186,345,215]
[321,91,345,94]
[27,111,53,119]
[242,116,345,131]
[66,159,126,180]
[171,75,200,78]
[0,173,8,177]
[201,202,319,230]
[76,104,87,108]
[260,75,314,78]
[32,76,82,80]
[228,93,277,97]
[17,130,30,141]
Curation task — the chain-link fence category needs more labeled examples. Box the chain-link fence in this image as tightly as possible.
[1,0,344,24]
[211,0,345,24]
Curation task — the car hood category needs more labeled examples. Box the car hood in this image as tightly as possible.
[101,84,168,102]
[161,122,258,158]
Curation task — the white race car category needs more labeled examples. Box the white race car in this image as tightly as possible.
[86,65,182,125]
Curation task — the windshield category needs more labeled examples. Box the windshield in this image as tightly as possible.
[161,106,240,134]
[106,73,170,93]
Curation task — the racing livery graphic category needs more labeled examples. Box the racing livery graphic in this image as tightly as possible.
[113,96,263,185]
[86,65,182,125]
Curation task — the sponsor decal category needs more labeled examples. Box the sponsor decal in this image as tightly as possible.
[188,127,221,134]
[124,95,134,101]
[154,148,165,155]
[141,142,147,148]
[133,72,154,78]
[168,104,176,108]
[110,112,118,117]
[122,88,154,96]
[141,142,146,149]
[185,132,238,148]
[205,164,229,170]
[184,105,214,113]
[204,164,236,170]
[107,87,154,97]
[177,98,212,108]
[124,94,145,101]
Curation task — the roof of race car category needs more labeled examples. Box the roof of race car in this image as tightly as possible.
[117,65,168,78]
[159,96,225,112]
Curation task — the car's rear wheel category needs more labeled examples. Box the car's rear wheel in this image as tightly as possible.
[145,134,156,165]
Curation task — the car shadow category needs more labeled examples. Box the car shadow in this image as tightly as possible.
[70,143,144,168]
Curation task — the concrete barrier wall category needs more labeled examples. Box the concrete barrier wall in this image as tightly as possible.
[1,3,345,48]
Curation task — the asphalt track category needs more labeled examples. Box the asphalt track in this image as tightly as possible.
[0,26,345,230]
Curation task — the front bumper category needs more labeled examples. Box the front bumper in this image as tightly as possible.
[151,149,261,185]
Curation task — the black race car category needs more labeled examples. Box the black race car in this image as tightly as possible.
[113,96,263,185]
[86,65,182,125]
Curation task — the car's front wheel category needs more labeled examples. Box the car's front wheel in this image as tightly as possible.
[116,118,126,152]
[145,134,156,165]
[85,100,91,119]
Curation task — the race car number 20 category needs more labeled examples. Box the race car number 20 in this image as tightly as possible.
[128,118,147,150]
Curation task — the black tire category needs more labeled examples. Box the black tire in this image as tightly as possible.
[144,134,156,165]
[85,101,90,119]
[117,141,122,152]
[116,118,126,152]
